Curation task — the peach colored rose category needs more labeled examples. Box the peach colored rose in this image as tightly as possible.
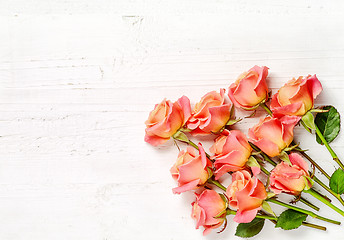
[228,66,269,109]
[210,129,252,179]
[187,89,232,135]
[191,189,227,235]
[271,75,323,117]
[170,143,212,194]
[144,96,191,146]
[270,153,313,195]
[226,170,267,223]
[248,116,299,157]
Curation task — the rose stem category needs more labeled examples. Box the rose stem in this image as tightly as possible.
[174,137,212,160]
[293,145,331,180]
[258,164,320,211]
[267,198,341,225]
[314,124,344,170]
[312,175,344,206]
[304,188,344,217]
[260,102,273,116]
[207,178,227,191]
[249,142,277,166]
[226,209,326,231]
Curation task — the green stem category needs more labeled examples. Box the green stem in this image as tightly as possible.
[267,198,341,225]
[300,222,327,231]
[295,145,331,180]
[249,142,277,167]
[305,188,344,217]
[177,138,212,160]
[314,124,344,170]
[260,102,273,116]
[208,178,227,191]
[226,209,326,231]
[313,175,344,206]
[259,165,271,176]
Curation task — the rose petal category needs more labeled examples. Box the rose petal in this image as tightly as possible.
[144,132,169,146]
[172,179,201,194]
[233,208,260,223]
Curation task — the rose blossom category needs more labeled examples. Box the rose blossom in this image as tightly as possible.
[210,129,252,179]
[271,75,323,117]
[187,89,232,135]
[228,65,269,109]
[144,96,191,146]
[248,116,299,157]
[270,153,313,195]
[170,143,212,194]
[226,170,267,223]
[191,189,227,235]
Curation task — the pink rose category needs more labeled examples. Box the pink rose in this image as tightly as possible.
[144,96,191,146]
[228,66,269,109]
[248,116,299,157]
[271,75,323,117]
[270,153,313,195]
[170,143,212,194]
[210,129,252,179]
[191,189,227,236]
[226,170,267,223]
[187,89,232,135]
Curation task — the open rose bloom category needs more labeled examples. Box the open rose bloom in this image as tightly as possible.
[248,116,299,157]
[271,75,323,117]
[144,96,191,146]
[226,170,267,223]
[191,189,227,235]
[187,89,232,135]
[210,129,252,179]
[170,144,212,194]
[228,65,269,109]
[270,153,313,195]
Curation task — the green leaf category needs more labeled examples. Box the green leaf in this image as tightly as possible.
[301,111,316,130]
[330,169,344,194]
[235,218,265,238]
[267,192,276,199]
[303,176,314,191]
[315,106,341,144]
[275,209,307,230]
[284,144,300,152]
[226,118,242,126]
[262,201,276,217]
[246,156,260,168]
[279,151,291,165]
[172,131,189,143]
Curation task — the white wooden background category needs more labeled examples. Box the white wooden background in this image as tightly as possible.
[0,1,344,239]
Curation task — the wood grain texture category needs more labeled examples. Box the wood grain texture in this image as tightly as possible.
[0,1,343,239]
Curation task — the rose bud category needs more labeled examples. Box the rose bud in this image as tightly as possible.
[144,96,191,146]
[170,143,212,194]
[228,65,269,109]
[191,189,227,236]
[271,75,323,117]
[226,170,267,223]
[248,116,299,157]
[187,89,232,135]
[210,129,252,179]
[270,153,313,195]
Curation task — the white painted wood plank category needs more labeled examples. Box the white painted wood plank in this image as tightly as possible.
[0,1,343,239]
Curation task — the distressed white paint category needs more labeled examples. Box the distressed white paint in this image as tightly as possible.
[0,1,344,239]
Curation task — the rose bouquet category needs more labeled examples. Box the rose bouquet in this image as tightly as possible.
[144,66,344,238]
